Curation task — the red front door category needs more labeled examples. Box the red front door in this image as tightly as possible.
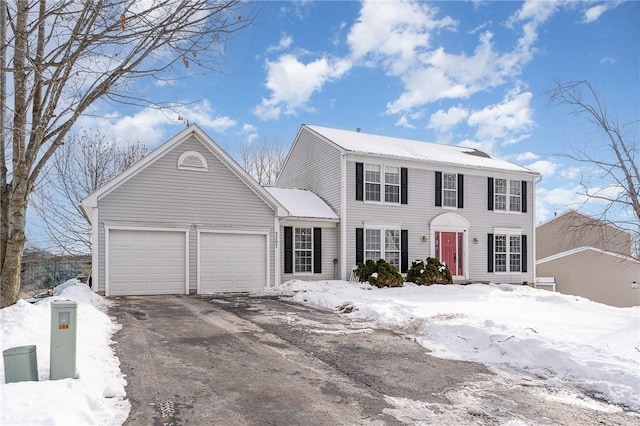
[437,231,463,276]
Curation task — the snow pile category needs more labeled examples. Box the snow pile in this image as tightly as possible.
[1,280,129,426]
[266,280,640,412]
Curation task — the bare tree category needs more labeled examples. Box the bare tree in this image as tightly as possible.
[549,80,639,255]
[1,0,254,307]
[240,138,288,186]
[33,129,148,255]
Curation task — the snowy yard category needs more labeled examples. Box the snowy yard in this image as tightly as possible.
[1,280,638,425]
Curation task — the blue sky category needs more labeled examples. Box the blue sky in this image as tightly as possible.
[37,0,637,245]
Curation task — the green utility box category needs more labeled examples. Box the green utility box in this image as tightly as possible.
[3,345,38,383]
[50,300,78,380]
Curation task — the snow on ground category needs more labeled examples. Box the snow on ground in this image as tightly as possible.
[259,280,640,412]
[0,280,129,426]
[2,279,637,424]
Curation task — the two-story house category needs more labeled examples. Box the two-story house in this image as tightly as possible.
[83,124,539,296]
[276,125,540,284]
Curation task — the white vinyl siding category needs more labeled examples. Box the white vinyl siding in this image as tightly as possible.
[279,223,339,281]
[97,135,277,294]
[276,127,343,214]
[346,157,536,284]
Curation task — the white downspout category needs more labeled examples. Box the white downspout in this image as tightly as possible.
[340,152,347,280]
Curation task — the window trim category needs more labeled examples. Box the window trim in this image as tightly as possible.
[494,178,522,213]
[492,229,523,274]
[363,162,402,205]
[177,150,208,172]
[293,226,313,275]
[442,172,458,208]
[364,226,402,269]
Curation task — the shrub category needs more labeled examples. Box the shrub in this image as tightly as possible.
[406,257,452,285]
[354,259,403,288]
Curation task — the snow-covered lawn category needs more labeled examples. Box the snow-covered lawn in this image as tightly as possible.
[0,281,129,426]
[260,280,640,413]
[1,279,638,425]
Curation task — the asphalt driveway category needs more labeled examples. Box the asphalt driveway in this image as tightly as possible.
[110,295,636,425]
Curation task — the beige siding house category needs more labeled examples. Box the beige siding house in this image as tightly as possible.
[536,210,640,307]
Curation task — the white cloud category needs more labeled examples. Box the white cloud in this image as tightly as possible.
[238,123,258,144]
[513,151,539,162]
[560,166,581,180]
[583,4,608,23]
[467,88,534,145]
[600,56,616,65]
[253,54,352,120]
[395,116,416,129]
[268,34,293,52]
[428,106,469,132]
[526,160,556,177]
[348,0,456,74]
[74,99,235,146]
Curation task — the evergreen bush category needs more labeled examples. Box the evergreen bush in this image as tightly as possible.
[406,257,453,285]
[354,259,403,288]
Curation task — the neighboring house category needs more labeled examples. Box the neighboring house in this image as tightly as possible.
[276,125,540,284]
[536,210,640,307]
[83,123,540,296]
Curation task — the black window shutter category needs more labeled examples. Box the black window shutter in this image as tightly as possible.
[400,167,409,204]
[356,162,364,201]
[457,174,464,209]
[521,181,527,213]
[356,228,364,265]
[401,167,408,204]
[401,230,409,273]
[521,234,528,273]
[487,233,494,273]
[435,171,442,207]
[487,177,494,210]
[313,228,322,274]
[284,227,293,274]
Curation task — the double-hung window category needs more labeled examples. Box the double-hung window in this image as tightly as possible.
[493,232,522,273]
[509,180,521,212]
[494,178,522,212]
[442,173,457,207]
[365,228,401,269]
[294,227,312,273]
[385,166,400,203]
[365,164,381,201]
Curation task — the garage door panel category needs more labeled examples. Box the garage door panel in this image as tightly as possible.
[109,230,186,296]
[200,233,266,293]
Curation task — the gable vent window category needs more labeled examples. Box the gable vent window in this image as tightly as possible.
[177,151,208,172]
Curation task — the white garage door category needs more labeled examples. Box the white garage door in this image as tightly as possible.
[200,233,266,293]
[109,229,186,296]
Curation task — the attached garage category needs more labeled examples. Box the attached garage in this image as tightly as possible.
[107,228,188,296]
[199,232,267,293]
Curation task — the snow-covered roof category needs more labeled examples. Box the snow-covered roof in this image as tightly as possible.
[305,125,539,175]
[266,187,339,220]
